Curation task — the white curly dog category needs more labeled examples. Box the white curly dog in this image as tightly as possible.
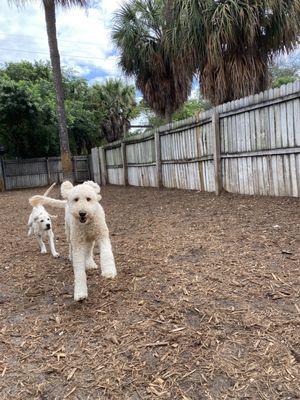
[30,181,117,301]
[28,183,59,258]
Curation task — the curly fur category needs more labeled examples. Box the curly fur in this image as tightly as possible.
[29,180,116,301]
[28,183,59,258]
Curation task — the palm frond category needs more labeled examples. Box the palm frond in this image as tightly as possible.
[112,0,194,119]
[170,0,300,104]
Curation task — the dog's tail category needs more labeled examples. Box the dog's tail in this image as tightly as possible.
[43,182,56,197]
[29,195,67,208]
[29,182,57,207]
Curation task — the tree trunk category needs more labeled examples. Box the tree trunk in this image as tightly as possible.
[43,0,73,181]
[165,104,172,124]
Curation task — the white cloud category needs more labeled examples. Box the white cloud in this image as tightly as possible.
[0,0,124,82]
[189,87,199,100]
[130,113,149,127]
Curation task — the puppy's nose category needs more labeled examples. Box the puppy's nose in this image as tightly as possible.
[46,223,51,228]
[79,212,86,218]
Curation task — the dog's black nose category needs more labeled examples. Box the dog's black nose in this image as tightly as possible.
[46,223,51,228]
[79,212,86,218]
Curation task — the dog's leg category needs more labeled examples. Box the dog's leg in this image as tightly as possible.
[85,242,97,270]
[65,222,72,262]
[73,245,88,301]
[98,231,117,279]
[48,230,59,258]
[37,235,47,254]
[68,243,72,262]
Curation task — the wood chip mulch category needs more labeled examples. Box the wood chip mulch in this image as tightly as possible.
[0,185,299,400]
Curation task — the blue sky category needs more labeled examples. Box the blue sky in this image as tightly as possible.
[0,0,125,84]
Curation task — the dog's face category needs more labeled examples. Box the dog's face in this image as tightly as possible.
[35,212,52,231]
[61,181,101,224]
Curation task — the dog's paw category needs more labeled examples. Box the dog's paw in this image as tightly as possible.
[52,252,60,258]
[74,288,88,302]
[102,269,117,279]
[41,249,47,254]
[86,260,98,270]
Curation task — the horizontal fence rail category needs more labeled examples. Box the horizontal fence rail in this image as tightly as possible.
[0,155,91,191]
[91,80,300,198]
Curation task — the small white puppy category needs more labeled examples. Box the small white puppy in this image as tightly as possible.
[28,183,59,258]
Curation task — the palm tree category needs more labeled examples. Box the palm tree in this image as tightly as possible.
[170,0,300,105]
[112,0,194,122]
[10,0,87,180]
[90,79,137,143]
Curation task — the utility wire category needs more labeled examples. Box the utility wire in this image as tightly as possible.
[0,31,109,46]
[0,47,119,62]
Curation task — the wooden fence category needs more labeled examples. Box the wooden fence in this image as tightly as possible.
[0,155,91,191]
[92,80,299,198]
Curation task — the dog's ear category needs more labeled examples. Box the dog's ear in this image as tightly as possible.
[61,181,73,199]
[29,195,44,207]
[83,181,101,193]
[83,181,102,201]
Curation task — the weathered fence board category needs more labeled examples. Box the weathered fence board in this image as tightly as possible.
[1,155,90,190]
[91,148,100,185]
[91,80,300,198]
[106,147,123,185]
[3,158,48,190]
[0,158,5,191]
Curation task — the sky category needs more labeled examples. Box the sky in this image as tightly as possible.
[0,0,126,84]
[0,0,299,98]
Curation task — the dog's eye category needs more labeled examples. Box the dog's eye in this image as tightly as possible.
[74,198,79,202]
[86,197,91,202]
[41,220,44,222]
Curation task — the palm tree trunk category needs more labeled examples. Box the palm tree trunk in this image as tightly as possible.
[165,104,172,124]
[43,0,73,181]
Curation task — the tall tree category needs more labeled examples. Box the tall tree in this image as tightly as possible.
[112,0,194,122]
[0,62,140,156]
[10,0,87,179]
[170,0,300,105]
[90,79,137,143]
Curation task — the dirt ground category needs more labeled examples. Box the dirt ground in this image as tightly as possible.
[0,185,299,400]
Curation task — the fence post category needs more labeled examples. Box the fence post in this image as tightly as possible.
[46,158,51,184]
[58,158,63,183]
[0,158,5,191]
[86,155,92,180]
[212,110,222,195]
[91,147,101,185]
[154,130,162,188]
[121,141,128,186]
[73,157,79,183]
[99,147,108,185]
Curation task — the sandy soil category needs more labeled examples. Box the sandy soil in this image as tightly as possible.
[0,185,299,400]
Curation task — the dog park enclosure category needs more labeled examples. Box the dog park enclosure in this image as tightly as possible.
[92,81,300,197]
[0,155,91,191]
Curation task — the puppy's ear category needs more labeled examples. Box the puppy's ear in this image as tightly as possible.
[61,181,73,199]
[29,195,44,207]
[83,181,102,201]
[83,180,101,193]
